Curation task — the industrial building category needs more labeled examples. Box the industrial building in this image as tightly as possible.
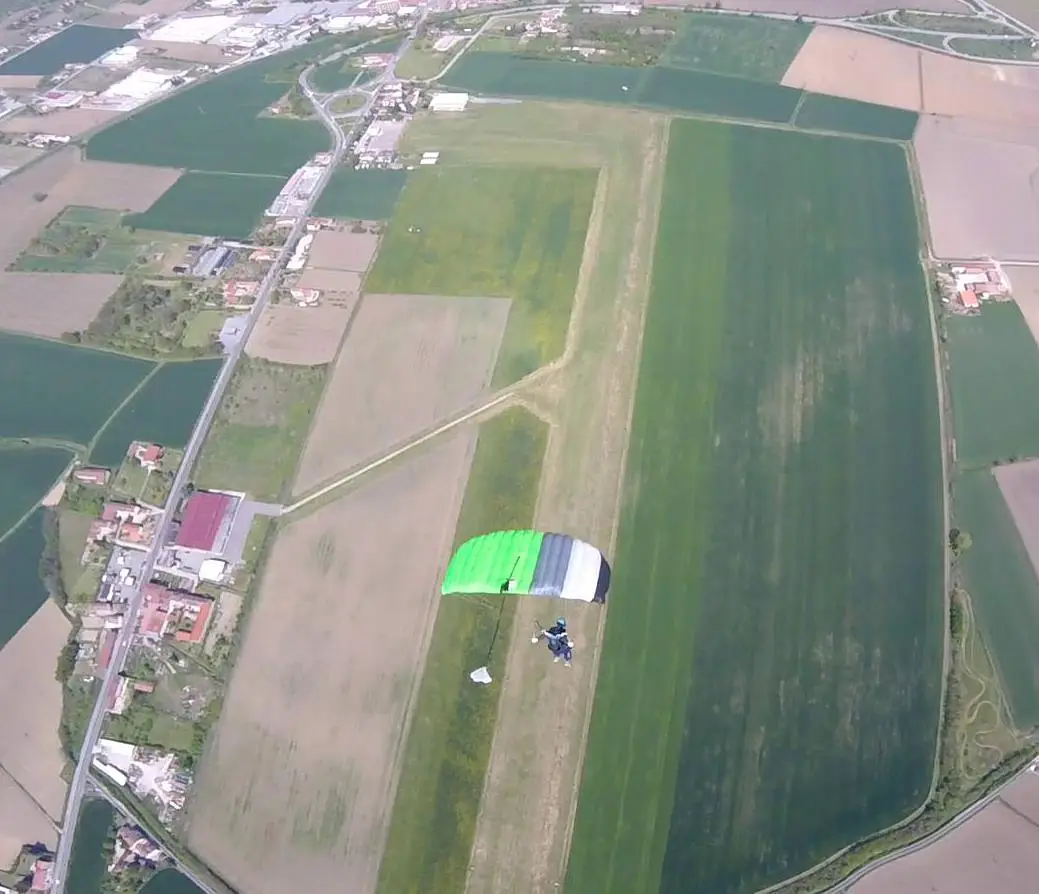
[266,161,326,217]
[174,490,240,553]
[429,91,469,112]
[87,68,183,112]
[286,233,313,271]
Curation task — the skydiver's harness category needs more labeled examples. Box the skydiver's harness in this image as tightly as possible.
[533,621,574,659]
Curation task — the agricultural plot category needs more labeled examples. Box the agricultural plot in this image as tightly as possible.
[955,469,1039,730]
[661,12,811,81]
[0,448,72,539]
[193,358,328,501]
[945,303,1039,469]
[0,25,135,76]
[90,359,222,468]
[0,510,49,650]
[188,435,475,894]
[312,169,408,221]
[293,294,509,496]
[365,166,596,385]
[0,332,152,444]
[376,408,547,894]
[126,173,284,240]
[13,205,188,274]
[246,299,357,366]
[793,93,919,140]
[566,119,944,894]
[637,65,801,123]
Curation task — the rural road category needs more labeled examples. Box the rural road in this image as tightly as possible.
[50,17,426,891]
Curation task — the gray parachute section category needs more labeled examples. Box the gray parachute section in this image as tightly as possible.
[530,533,574,596]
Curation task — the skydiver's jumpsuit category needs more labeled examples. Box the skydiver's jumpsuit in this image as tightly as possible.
[545,623,573,662]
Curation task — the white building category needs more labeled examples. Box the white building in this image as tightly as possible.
[99,45,139,67]
[88,68,181,111]
[148,14,242,44]
[429,91,468,112]
[286,233,313,271]
[198,557,227,583]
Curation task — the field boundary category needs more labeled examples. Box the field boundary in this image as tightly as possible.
[84,362,162,455]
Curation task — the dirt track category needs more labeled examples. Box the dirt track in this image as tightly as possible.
[187,434,475,894]
[292,294,508,496]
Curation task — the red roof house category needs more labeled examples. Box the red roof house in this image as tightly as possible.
[176,491,233,551]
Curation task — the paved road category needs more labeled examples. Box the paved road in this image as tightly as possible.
[49,17,425,889]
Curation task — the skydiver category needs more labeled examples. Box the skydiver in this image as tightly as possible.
[534,618,574,667]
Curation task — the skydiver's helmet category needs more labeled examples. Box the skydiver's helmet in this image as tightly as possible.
[556,617,566,629]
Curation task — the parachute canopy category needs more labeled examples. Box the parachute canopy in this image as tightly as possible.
[442,531,609,603]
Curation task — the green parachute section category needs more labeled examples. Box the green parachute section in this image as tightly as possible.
[441,530,609,603]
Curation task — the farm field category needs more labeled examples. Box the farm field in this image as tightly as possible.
[139,870,207,894]
[638,64,800,122]
[293,294,509,496]
[661,12,811,81]
[0,776,55,869]
[0,272,122,338]
[376,408,547,894]
[0,447,72,538]
[89,359,222,467]
[193,358,328,501]
[0,25,135,76]
[307,230,379,273]
[944,303,1039,469]
[125,172,285,240]
[187,434,475,894]
[365,166,596,386]
[0,599,70,820]
[246,299,357,366]
[792,92,919,140]
[0,332,152,444]
[957,468,1039,730]
[566,119,943,894]
[13,205,190,274]
[312,168,408,221]
[0,510,50,650]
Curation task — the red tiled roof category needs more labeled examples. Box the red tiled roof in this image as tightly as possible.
[176,492,232,551]
[174,599,213,644]
[97,630,117,671]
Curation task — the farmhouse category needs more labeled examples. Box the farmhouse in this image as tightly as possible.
[130,441,165,470]
[139,582,214,644]
[74,466,110,486]
[174,490,239,553]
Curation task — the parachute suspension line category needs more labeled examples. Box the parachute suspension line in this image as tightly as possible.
[469,586,513,686]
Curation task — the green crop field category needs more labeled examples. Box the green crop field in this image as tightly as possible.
[638,65,801,123]
[955,469,1039,729]
[125,173,284,240]
[376,407,547,894]
[0,509,48,649]
[440,52,646,103]
[0,25,134,76]
[662,13,811,81]
[0,447,71,538]
[312,168,408,221]
[90,359,222,468]
[945,302,1039,469]
[0,333,152,444]
[194,358,328,501]
[566,119,943,894]
[13,206,187,274]
[794,94,919,141]
[366,166,596,385]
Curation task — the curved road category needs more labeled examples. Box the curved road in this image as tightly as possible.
[49,18,424,892]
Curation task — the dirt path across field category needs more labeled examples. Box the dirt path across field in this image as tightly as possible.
[463,113,669,894]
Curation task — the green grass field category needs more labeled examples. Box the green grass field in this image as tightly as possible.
[955,469,1039,729]
[662,13,811,81]
[945,302,1039,469]
[312,168,408,221]
[57,508,93,593]
[366,166,596,385]
[0,24,134,76]
[125,173,284,240]
[0,447,71,539]
[376,407,547,894]
[638,65,801,122]
[0,509,48,649]
[0,332,152,444]
[181,310,227,350]
[13,206,187,274]
[309,58,358,92]
[90,359,222,468]
[193,358,328,501]
[566,119,944,894]
[793,94,919,141]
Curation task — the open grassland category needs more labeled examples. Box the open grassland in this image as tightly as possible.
[293,294,508,497]
[365,166,596,386]
[661,12,811,81]
[793,93,919,141]
[310,57,358,92]
[566,119,943,894]
[0,599,71,819]
[945,303,1039,469]
[0,448,72,539]
[125,172,285,240]
[376,408,547,894]
[312,169,408,221]
[90,359,221,468]
[957,468,1039,730]
[0,333,152,443]
[85,38,372,175]
[0,24,134,76]
[0,510,49,649]
[194,358,328,501]
[188,435,475,894]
